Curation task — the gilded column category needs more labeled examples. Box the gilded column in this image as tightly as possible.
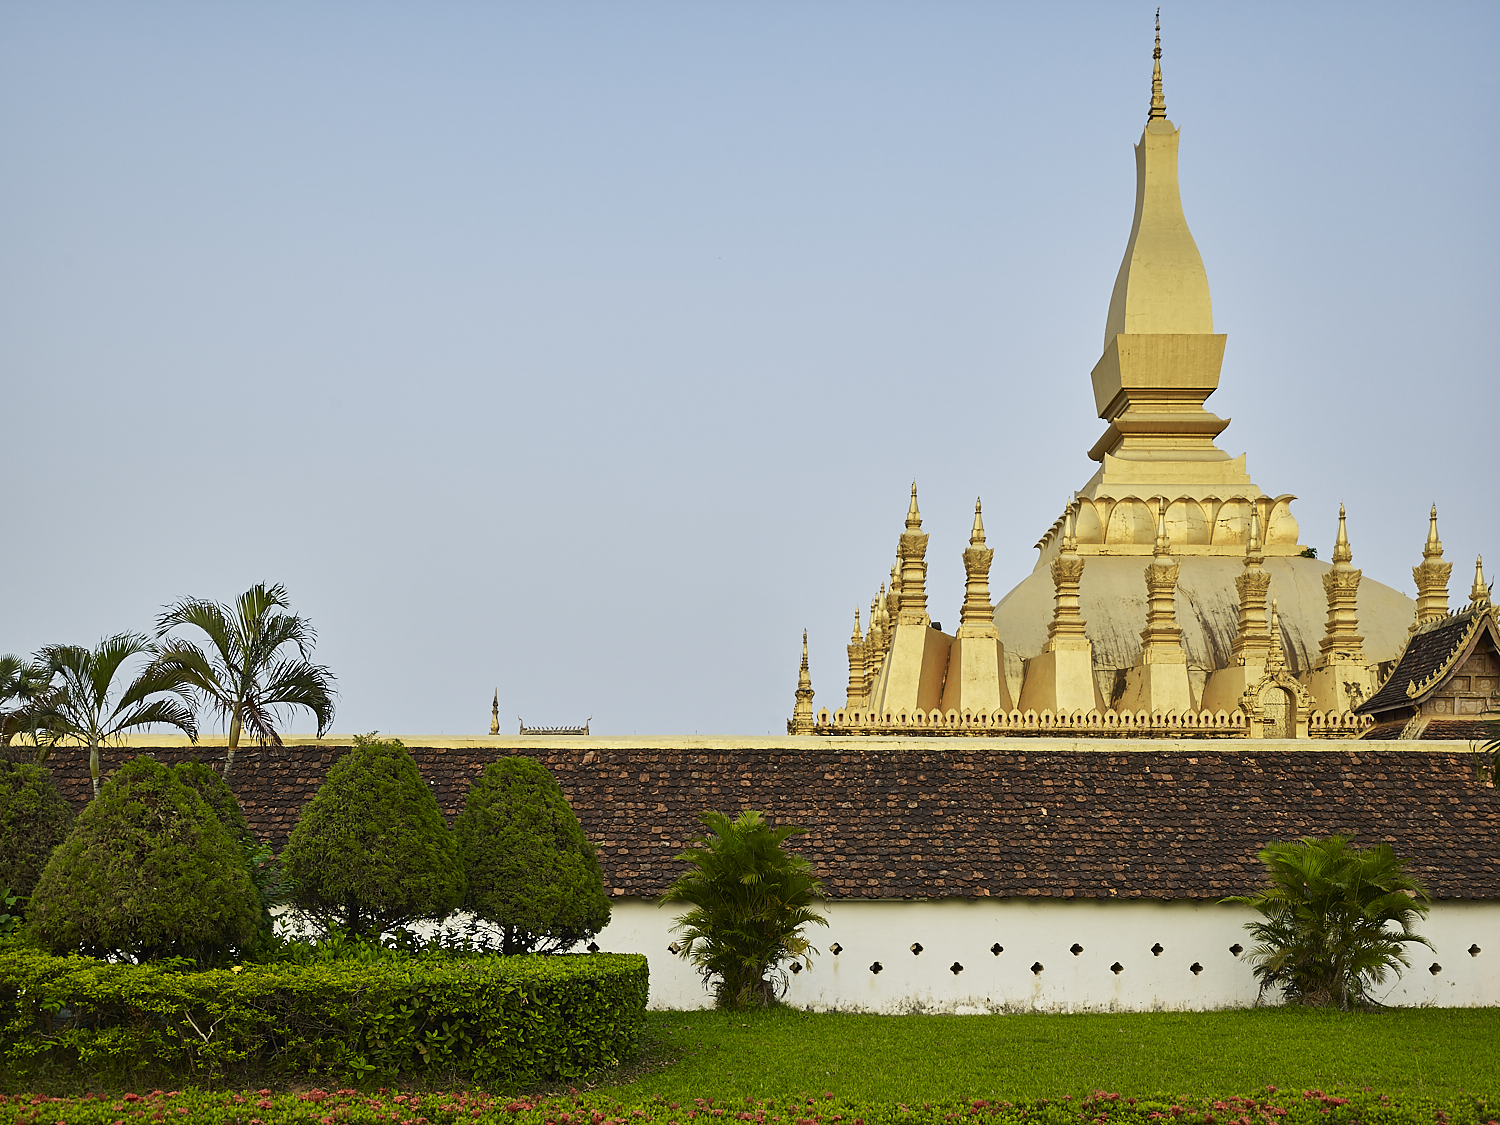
[941,499,1011,715]
[1202,507,1273,712]
[1412,505,1453,629]
[1302,505,1373,713]
[1017,500,1101,716]
[845,608,866,710]
[897,483,931,627]
[788,631,816,734]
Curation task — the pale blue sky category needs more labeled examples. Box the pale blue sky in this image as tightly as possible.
[2,3,1495,736]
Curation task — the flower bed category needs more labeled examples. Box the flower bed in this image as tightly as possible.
[1,1089,1496,1125]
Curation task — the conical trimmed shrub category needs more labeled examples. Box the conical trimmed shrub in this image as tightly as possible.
[0,762,75,902]
[454,756,610,954]
[26,755,259,965]
[282,735,464,936]
[174,759,252,842]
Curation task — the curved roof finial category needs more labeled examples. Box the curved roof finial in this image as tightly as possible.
[1148,9,1167,123]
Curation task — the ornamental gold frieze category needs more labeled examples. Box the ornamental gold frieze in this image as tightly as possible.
[1032,494,1302,558]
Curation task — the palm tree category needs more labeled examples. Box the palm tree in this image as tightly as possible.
[1224,835,1432,1010]
[154,583,336,781]
[0,654,53,750]
[31,634,199,798]
[661,809,828,1010]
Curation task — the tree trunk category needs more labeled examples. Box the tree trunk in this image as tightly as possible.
[89,737,100,799]
[224,710,241,781]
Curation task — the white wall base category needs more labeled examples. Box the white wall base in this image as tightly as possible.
[594,897,1500,1012]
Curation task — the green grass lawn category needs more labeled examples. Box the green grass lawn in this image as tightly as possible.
[601,1006,1500,1102]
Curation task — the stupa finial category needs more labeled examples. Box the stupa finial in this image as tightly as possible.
[1332,503,1352,565]
[788,630,816,734]
[1247,504,1263,558]
[906,481,922,530]
[1148,9,1166,122]
[490,689,500,736]
[1425,504,1443,559]
[1062,497,1078,553]
[1153,498,1171,557]
[970,497,985,546]
[1472,556,1491,609]
[850,607,863,643]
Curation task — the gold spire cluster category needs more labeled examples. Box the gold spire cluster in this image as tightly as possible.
[1412,505,1453,629]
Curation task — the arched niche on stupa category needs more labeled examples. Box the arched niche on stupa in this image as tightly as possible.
[1074,499,1106,545]
[1210,498,1253,546]
[1165,499,1210,545]
[1107,499,1157,545]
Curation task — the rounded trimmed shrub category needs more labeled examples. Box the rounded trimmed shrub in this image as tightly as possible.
[0,762,75,902]
[282,735,464,936]
[26,755,259,965]
[454,756,610,954]
[173,759,251,842]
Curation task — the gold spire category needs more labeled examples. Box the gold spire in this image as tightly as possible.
[1472,555,1491,609]
[789,630,816,734]
[1148,9,1166,122]
[1412,504,1453,629]
[1046,500,1088,647]
[1152,498,1171,557]
[489,689,499,736]
[1061,495,1079,553]
[1266,599,1287,672]
[958,497,997,633]
[1231,507,1271,666]
[850,607,863,643]
[845,609,867,711]
[897,483,931,626]
[1317,505,1365,666]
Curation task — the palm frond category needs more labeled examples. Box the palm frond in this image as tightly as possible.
[110,697,198,740]
[257,658,337,734]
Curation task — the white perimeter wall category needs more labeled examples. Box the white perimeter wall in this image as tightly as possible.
[594,897,1500,1012]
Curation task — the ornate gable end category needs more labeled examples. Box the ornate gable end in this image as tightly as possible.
[1357,607,1499,724]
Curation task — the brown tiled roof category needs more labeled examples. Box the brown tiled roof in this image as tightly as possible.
[1357,607,1498,718]
[37,740,1500,902]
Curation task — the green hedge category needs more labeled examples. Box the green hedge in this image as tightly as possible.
[0,947,647,1089]
[1,1088,1497,1125]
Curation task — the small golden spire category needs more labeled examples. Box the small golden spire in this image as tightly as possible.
[1248,504,1263,558]
[1153,498,1171,557]
[489,689,500,736]
[1472,555,1491,608]
[905,481,922,530]
[1413,504,1453,628]
[1266,599,1286,671]
[789,630,816,734]
[970,497,985,546]
[1332,503,1352,565]
[1148,9,1166,122]
[1424,504,1443,559]
[850,607,863,643]
[1062,497,1078,553]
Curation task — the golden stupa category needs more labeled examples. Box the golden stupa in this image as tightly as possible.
[804,21,1425,738]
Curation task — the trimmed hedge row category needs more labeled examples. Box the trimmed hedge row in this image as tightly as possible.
[2,1088,1498,1125]
[0,948,646,1088]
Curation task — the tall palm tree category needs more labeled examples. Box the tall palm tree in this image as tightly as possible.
[154,583,336,781]
[31,634,199,797]
[0,654,53,749]
[1224,835,1431,1010]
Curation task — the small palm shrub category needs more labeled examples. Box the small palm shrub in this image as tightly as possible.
[661,809,827,1010]
[282,735,464,936]
[1225,834,1431,1009]
[454,756,611,954]
[26,755,260,965]
[0,762,75,903]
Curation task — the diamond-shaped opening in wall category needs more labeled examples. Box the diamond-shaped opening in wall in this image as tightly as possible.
[586,942,599,953]
[1469,944,1481,957]
[1070,943,1084,956]
[910,942,923,955]
[1229,944,1244,956]
[790,962,802,975]
[1189,962,1203,975]
[870,961,883,974]
[1031,962,1044,974]
[1151,943,1164,956]
[1430,963,1443,975]
[667,942,681,955]
[1111,962,1124,975]
[950,961,964,975]
[991,943,1004,956]
[830,943,843,956]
